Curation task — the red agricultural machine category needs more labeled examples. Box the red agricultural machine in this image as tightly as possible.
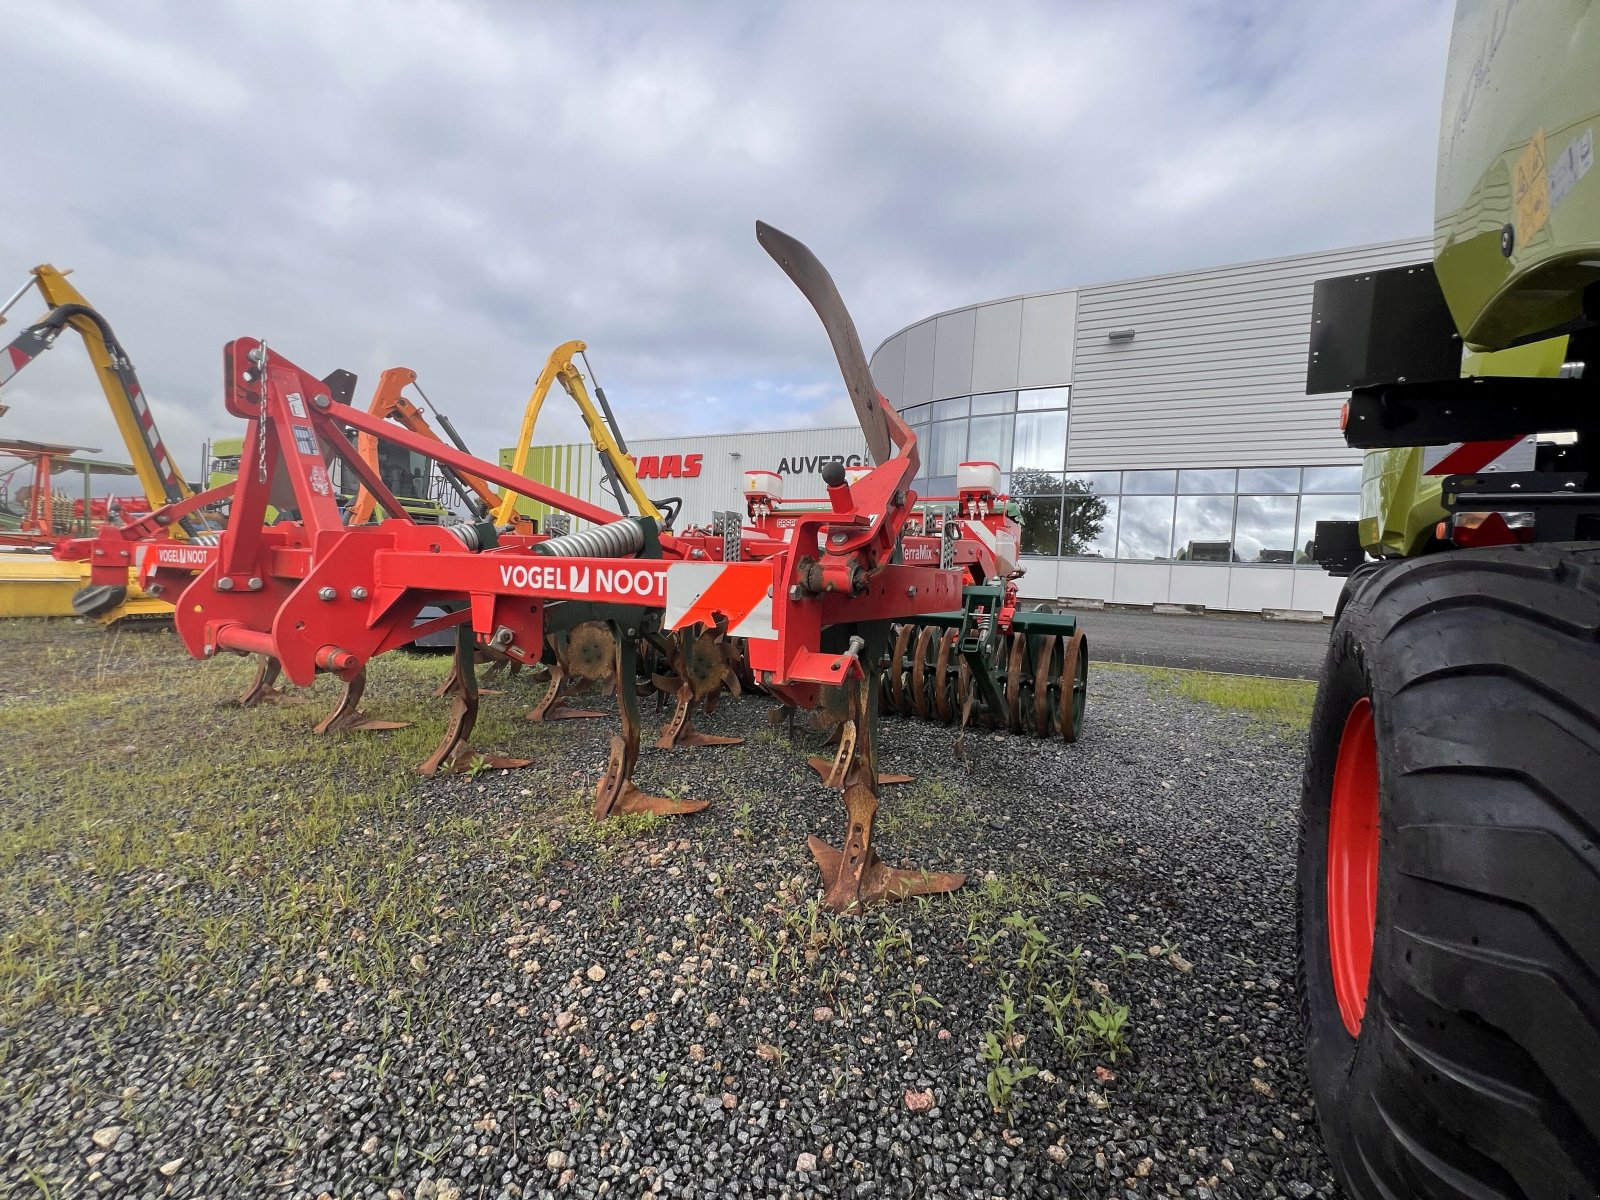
[739,464,1086,741]
[71,224,1091,912]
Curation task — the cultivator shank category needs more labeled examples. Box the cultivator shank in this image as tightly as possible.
[807,629,965,909]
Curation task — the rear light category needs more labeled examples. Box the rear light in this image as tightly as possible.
[1447,510,1535,548]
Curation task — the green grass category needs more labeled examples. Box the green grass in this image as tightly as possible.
[1099,661,1317,732]
[1170,671,1316,730]
[0,620,583,1022]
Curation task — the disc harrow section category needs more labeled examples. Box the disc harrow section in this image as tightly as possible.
[881,592,1087,742]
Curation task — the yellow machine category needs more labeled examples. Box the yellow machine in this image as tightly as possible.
[0,264,202,621]
[495,340,662,527]
[0,266,195,514]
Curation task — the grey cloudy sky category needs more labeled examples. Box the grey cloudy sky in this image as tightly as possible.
[2,0,1452,480]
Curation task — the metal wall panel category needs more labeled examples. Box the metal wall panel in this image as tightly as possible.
[1066,237,1432,470]
[872,330,907,406]
[901,319,937,406]
[512,425,868,529]
[1018,291,1078,388]
[931,307,977,400]
[971,299,1024,393]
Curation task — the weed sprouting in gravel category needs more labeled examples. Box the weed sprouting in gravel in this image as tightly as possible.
[980,992,1039,1113]
[1086,997,1132,1060]
[889,981,944,1029]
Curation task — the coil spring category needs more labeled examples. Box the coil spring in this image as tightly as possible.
[533,518,646,559]
[189,532,220,546]
[446,523,486,552]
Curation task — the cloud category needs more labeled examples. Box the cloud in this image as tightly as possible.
[0,0,1452,484]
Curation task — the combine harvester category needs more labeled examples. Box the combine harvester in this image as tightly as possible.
[1294,4,1600,1195]
[123,222,1089,912]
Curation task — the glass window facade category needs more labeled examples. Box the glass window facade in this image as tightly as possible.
[1042,474,1355,562]
[902,387,1358,561]
[1123,469,1177,495]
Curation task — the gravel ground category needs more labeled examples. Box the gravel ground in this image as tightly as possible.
[1084,611,1329,680]
[1,629,1333,1200]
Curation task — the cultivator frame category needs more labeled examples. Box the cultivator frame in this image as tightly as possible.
[112,222,1089,912]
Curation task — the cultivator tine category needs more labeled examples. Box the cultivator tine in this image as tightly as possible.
[656,680,742,748]
[527,623,613,722]
[526,659,605,721]
[594,622,707,819]
[806,709,913,787]
[653,627,743,750]
[432,660,460,698]
[419,626,532,775]
[811,719,856,788]
[766,704,800,743]
[482,653,543,685]
[807,629,963,913]
[236,655,310,707]
[434,648,527,698]
[315,667,411,734]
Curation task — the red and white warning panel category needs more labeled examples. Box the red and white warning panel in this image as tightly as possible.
[665,561,777,640]
[1423,435,1535,476]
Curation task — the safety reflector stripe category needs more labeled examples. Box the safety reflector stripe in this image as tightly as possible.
[665,563,775,639]
[0,342,39,387]
[963,519,997,552]
[1424,436,1534,476]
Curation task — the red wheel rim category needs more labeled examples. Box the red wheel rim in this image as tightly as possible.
[1327,696,1380,1037]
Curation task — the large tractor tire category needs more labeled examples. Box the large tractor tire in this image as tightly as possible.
[1298,544,1600,1198]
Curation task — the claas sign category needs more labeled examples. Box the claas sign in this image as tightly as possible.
[628,453,703,479]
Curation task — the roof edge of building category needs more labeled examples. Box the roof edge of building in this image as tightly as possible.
[869,234,1432,360]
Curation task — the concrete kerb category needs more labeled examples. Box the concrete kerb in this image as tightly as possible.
[1262,607,1326,623]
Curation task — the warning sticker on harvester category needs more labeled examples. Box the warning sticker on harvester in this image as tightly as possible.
[286,392,307,419]
[292,426,320,457]
[1550,128,1594,213]
[1423,435,1535,476]
[1512,128,1550,245]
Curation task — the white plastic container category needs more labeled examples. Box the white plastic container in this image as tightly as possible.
[743,470,784,501]
[956,460,1002,495]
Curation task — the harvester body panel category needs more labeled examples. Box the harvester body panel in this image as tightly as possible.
[1435,0,1600,348]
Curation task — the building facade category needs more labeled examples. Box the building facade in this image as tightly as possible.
[869,236,1430,615]
[516,236,1431,616]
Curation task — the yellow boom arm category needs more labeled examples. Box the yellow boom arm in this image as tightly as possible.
[494,340,660,526]
[15,266,193,514]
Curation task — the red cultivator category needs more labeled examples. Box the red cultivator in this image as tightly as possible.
[88,223,1088,912]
